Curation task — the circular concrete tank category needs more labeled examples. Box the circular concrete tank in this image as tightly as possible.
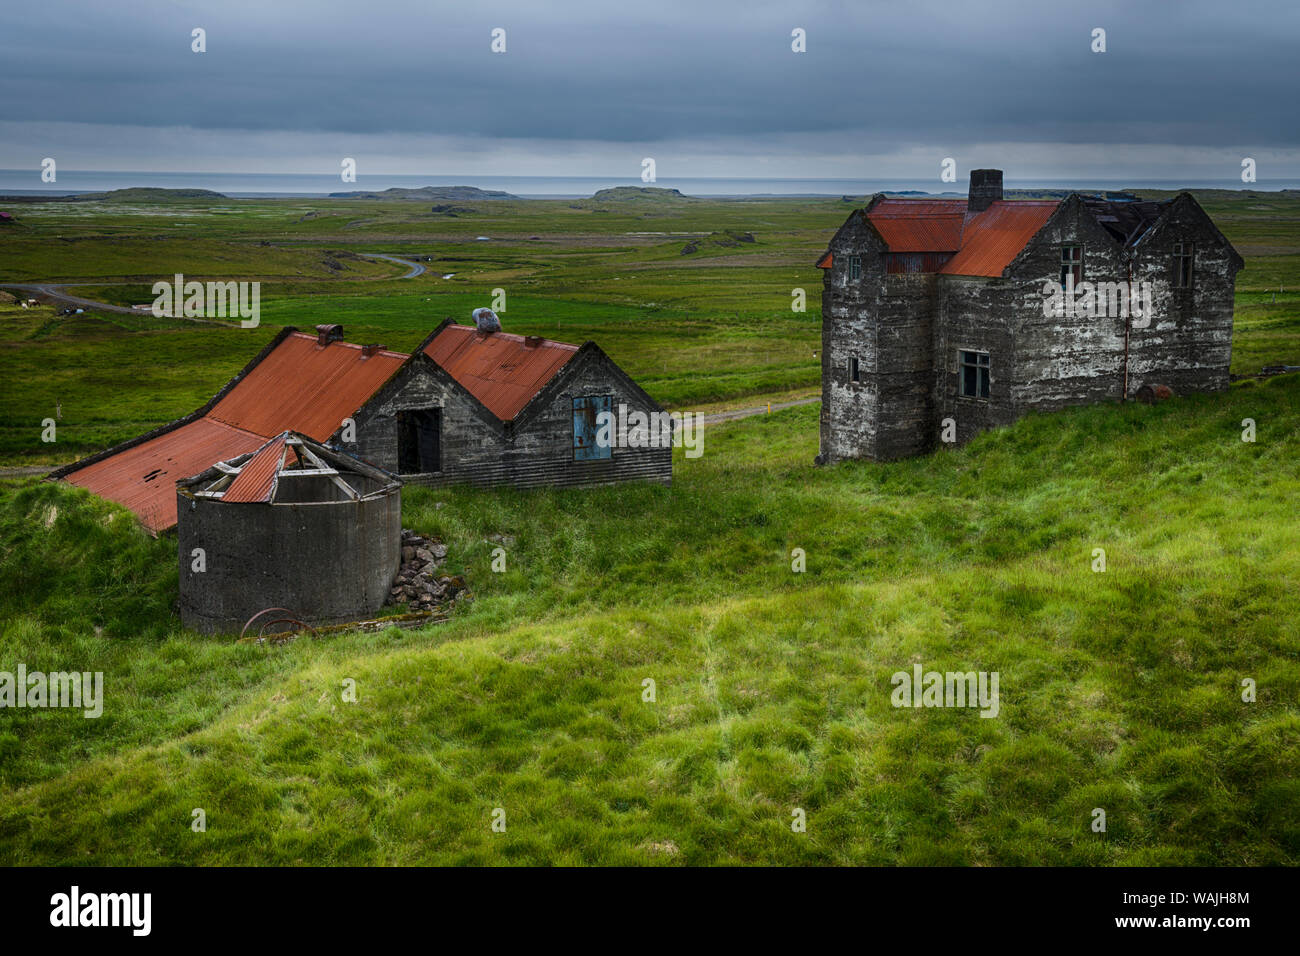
[176,431,402,634]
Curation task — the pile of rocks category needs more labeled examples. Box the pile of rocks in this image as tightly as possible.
[386,529,468,612]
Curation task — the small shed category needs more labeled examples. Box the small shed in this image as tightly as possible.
[176,431,401,634]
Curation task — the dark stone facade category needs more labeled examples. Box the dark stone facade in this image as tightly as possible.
[345,345,672,489]
[818,185,1244,462]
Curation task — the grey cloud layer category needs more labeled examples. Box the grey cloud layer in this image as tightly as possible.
[1,0,1296,148]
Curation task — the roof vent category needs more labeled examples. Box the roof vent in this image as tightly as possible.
[471,308,501,333]
[968,169,1003,213]
[360,344,386,358]
[524,335,543,348]
[316,324,344,346]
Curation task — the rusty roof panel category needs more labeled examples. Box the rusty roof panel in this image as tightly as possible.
[208,332,406,440]
[870,199,967,217]
[940,201,1059,277]
[423,324,578,420]
[61,418,266,533]
[222,433,288,503]
[869,214,965,252]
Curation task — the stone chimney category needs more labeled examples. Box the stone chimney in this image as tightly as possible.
[968,169,1003,213]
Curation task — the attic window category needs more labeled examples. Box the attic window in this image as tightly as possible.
[848,255,862,280]
[1060,245,1082,287]
[959,350,990,400]
[1173,242,1194,288]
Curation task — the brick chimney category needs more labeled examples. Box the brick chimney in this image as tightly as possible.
[968,169,1003,213]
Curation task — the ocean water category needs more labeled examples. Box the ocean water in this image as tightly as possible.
[0,171,1296,199]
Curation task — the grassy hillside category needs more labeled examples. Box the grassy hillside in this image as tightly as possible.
[1,376,1297,865]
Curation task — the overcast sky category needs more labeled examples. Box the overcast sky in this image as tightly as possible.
[1,0,1297,180]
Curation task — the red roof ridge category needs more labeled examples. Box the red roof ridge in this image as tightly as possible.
[422,321,581,421]
[430,322,580,351]
[287,330,407,357]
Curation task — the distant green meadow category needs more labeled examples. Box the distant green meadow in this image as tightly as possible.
[0,190,1297,865]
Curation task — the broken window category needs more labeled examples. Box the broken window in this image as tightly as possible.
[396,408,441,474]
[1060,245,1082,286]
[1173,242,1194,288]
[850,356,861,383]
[959,350,990,399]
[848,255,862,280]
[573,395,613,461]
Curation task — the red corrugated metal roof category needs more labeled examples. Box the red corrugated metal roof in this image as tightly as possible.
[870,214,966,253]
[222,433,288,503]
[423,324,578,421]
[868,199,966,253]
[61,418,266,533]
[208,333,406,440]
[871,198,968,217]
[60,322,586,531]
[816,198,1060,276]
[940,201,1059,277]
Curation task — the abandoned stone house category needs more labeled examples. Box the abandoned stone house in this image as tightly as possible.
[52,313,670,533]
[814,169,1244,461]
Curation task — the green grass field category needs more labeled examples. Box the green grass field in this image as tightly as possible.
[0,190,1297,865]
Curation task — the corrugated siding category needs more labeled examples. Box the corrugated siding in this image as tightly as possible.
[423,325,577,421]
[61,418,266,533]
[406,447,673,490]
[208,333,406,440]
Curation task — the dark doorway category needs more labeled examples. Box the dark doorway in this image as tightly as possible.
[397,408,441,474]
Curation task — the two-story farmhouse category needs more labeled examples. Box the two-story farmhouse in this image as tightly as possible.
[815,169,1244,461]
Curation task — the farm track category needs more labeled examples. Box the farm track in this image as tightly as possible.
[0,251,427,316]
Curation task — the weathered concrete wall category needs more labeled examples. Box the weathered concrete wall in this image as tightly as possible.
[933,277,1021,446]
[876,273,938,458]
[819,211,885,463]
[177,490,402,634]
[1127,194,1236,396]
[997,196,1131,415]
[349,348,672,488]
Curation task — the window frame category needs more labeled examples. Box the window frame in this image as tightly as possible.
[1060,244,1082,287]
[958,349,991,401]
[849,356,861,383]
[848,255,862,281]
[1173,241,1194,289]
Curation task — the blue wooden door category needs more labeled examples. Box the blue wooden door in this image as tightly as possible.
[573,396,612,460]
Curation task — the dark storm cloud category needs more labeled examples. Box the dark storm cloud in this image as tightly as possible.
[1,0,1296,148]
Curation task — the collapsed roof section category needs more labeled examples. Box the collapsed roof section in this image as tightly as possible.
[177,431,400,505]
